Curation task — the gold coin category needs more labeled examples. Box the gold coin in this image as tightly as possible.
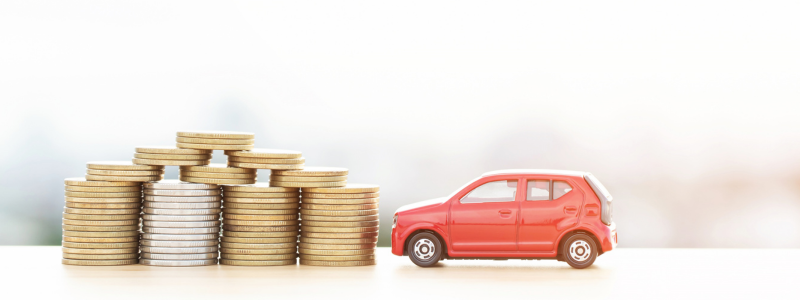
[180,163,255,174]
[223,197,299,204]
[65,178,141,187]
[228,156,305,164]
[302,184,380,194]
[300,198,378,205]
[62,241,139,249]
[299,259,375,267]
[220,248,296,255]
[299,254,374,261]
[66,203,141,209]
[222,213,298,221]
[220,253,297,260]
[63,236,139,243]
[222,183,298,192]
[221,242,297,249]
[143,202,221,209]
[299,209,378,216]
[222,231,298,238]
[142,208,221,215]
[298,243,375,250]
[136,146,212,155]
[85,174,163,182]
[87,161,164,171]
[224,219,299,226]
[299,237,377,244]
[224,203,298,210]
[270,181,346,188]
[220,259,296,266]
[177,136,255,145]
[272,167,348,177]
[271,175,348,182]
[63,253,139,260]
[86,169,164,176]
[300,232,379,239]
[63,231,139,238]
[222,225,299,232]
[177,130,255,139]
[226,162,303,170]
[65,197,141,203]
[300,220,379,227]
[64,191,141,198]
[298,248,374,255]
[132,158,210,166]
[299,214,379,222]
[220,236,297,243]
[300,226,378,233]
[222,208,297,215]
[177,142,253,151]
[62,219,139,226]
[62,247,138,254]
[181,177,256,185]
[64,208,140,215]
[223,191,299,198]
[62,213,140,221]
[301,192,379,199]
[62,258,138,266]
[301,203,378,211]
[225,148,302,159]
[62,225,139,232]
[65,186,142,192]
[134,153,212,160]
[181,171,257,179]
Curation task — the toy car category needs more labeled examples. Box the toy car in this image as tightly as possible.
[391,169,616,269]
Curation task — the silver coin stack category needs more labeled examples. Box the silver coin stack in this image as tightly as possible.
[140,180,222,266]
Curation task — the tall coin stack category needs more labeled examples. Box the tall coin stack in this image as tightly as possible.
[62,177,142,266]
[140,180,222,267]
[133,146,212,167]
[220,183,300,266]
[176,131,255,151]
[180,164,256,185]
[270,167,348,188]
[299,184,380,267]
[226,148,305,170]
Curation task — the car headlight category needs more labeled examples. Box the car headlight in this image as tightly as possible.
[392,214,398,228]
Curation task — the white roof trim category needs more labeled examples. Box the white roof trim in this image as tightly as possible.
[481,169,588,177]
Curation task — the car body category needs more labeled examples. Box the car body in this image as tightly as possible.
[391,169,616,268]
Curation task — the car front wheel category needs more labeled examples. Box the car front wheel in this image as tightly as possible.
[562,233,598,269]
[407,232,442,267]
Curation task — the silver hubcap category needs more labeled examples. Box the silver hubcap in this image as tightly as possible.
[413,238,436,261]
[569,240,591,262]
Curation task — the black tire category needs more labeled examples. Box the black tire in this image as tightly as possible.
[407,232,442,267]
[562,233,598,269]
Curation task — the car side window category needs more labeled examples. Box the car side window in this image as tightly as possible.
[526,180,550,201]
[553,181,573,199]
[460,180,518,203]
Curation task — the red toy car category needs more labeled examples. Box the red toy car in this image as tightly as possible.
[391,169,616,269]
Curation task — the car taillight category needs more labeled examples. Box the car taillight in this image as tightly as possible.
[392,214,398,228]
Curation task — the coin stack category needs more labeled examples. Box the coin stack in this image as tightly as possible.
[140,180,222,267]
[220,183,300,266]
[270,167,348,188]
[62,178,142,266]
[176,131,255,151]
[226,148,305,170]
[85,161,164,182]
[299,184,379,266]
[133,146,212,166]
[180,164,256,185]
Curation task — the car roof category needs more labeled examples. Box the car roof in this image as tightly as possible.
[482,169,588,177]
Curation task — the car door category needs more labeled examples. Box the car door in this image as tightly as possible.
[449,178,521,252]
[517,177,585,251]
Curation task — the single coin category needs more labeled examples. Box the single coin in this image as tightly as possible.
[298,243,376,250]
[300,226,379,233]
[177,142,253,151]
[220,248,297,255]
[300,220,379,227]
[222,214,298,221]
[63,253,139,260]
[141,252,219,260]
[220,236,297,243]
[223,197,299,204]
[63,236,139,243]
[228,156,305,164]
[224,203,298,210]
[222,208,297,215]
[222,225,299,232]
[62,219,139,226]
[140,240,219,247]
[62,225,139,232]
[299,237,378,244]
[299,209,378,216]
[303,184,380,194]
[86,169,164,176]
[144,202,221,209]
[65,197,141,203]
[227,162,303,170]
[63,230,140,238]
[85,174,163,182]
[64,191,141,198]
[134,153,212,160]
[222,183,298,193]
[142,214,220,222]
[145,195,221,203]
[140,258,217,267]
[62,213,140,221]
[177,136,255,145]
[272,167,348,177]
[223,220,299,226]
[220,253,296,260]
[222,231,298,238]
[220,259,296,266]
[270,181,346,188]
[299,214,379,222]
[62,241,138,249]
[144,179,218,190]
[301,192,380,199]
[132,158,210,166]
[144,189,221,196]
[62,247,139,254]
[298,248,375,256]
[180,163,256,174]
[224,191,300,198]
[300,198,378,205]
[66,203,141,209]
[300,232,379,239]
[299,254,374,261]
[299,259,375,267]
[63,258,138,266]
[140,246,218,254]
[142,227,220,234]
[180,176,256,185]
[225,148,302,159]
[301,203,378,210]
[87,161,164,171]
[220,242,297,249]
[142,208,221,215]
[64,208,140,215]
[65,178,141,187]
[177,130,255,139]
[142,220,220,228]
[271,175,348,182]
[141,233,218,241]
[136,146,212,155]
[181,171,257,179]
[65,186,142,192]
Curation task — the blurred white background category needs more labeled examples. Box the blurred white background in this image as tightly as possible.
[1,0,799,247]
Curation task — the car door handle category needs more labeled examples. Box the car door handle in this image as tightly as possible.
[499,209,512,215]
[564,206,578,214]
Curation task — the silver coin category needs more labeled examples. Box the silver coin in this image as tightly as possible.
[141,233,219,241]
[144,195,221,203]
[140,246,218,254]
[144,189,221,196]
[140,239,219,247]
[143,202,221,209]
[140,258,217,267]
[140,252,219,260]
[143,208,221,215]
[142,220,220,228]
[144,180,219,190]
[142,214,219,222]
[142,227,220,234]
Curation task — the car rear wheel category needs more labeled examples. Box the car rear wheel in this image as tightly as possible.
[407,232,442,267]
[562,233,597,269]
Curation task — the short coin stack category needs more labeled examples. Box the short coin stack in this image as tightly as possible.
[176,131,255,151]
[62,178,142,266]
[270,167,348,188]
[220,183,300,266]
[299,184,380,266]
[85,161,164,182]
[133,146,211,166]
[140,180,222,267]
[180,163,256,185]
[226,148,305,170]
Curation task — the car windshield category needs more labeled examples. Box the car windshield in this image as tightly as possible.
[446,177,482,199]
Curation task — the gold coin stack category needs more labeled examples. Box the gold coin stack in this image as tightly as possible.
[140,180,222,267]
[270,167,348,188]
[179,163,256,185]
[133,146,212,166]
[220,183,300,266]
[176,131,255,151]
[299,184,379,266]
[226,148,304,170]
[62,178,142,266]
[85,161,164,182]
